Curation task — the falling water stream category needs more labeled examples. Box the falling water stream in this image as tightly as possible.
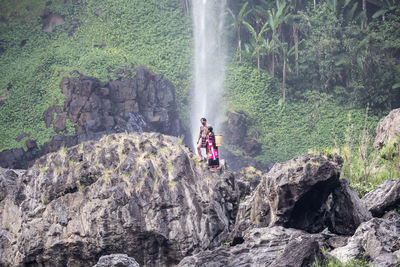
[191,0,227,149]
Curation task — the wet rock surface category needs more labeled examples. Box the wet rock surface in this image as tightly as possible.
[0,133,239,267]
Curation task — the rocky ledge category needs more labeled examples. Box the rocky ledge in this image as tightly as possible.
[0,132,238,266]
[0,132,399,267]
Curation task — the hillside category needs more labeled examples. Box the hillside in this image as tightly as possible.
[0,0,399,164]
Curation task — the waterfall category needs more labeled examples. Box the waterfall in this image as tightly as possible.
[191,0,227,149]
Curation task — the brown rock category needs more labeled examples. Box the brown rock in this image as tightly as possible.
[43,13,64,33]
[25,139,38,150]
[53,113,67,133]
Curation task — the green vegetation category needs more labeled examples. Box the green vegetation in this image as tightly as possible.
[0,0,191,150]
[312,257,371,267]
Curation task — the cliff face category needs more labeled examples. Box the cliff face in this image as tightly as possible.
[0,132,238,266]
[1,132,399,266]
[0,66,189,170]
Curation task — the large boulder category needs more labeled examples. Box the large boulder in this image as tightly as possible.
[361,178,400,217]
[178,226,323,267]
[232,153,343,239]
[329,212,400,266]
[373,108,400,150]
[60,66,185,140]
[326,179,372,235]
[0,133,239,267]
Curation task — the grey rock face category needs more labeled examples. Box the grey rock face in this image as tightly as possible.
[361,178,400,217]
[0,133,239,267]
[178,226,323,267]
[326,179,372,235]
[329,213,400,266]
[373,108,400,150]
[93,254,140,267]
[232,153,343,239]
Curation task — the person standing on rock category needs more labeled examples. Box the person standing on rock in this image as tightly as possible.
[207,126,219,172]
[197,118,208,161]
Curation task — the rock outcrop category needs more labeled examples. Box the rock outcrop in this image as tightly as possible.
[221,110,266,170]
[373,108,400,150]
[326,179,372,235]
[0,133,239,266]
[178,226,323,267]
[0,66,188,169]
[329,211,400,266]
[361,177,400,217]
[93,254,140,267]
[232,153,343,239]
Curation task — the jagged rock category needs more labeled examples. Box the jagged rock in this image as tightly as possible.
[329,213,400,266]
[178,226,323,267]
[271,235,323,267]
[93,254,140,267]
[43,13,64,32]
[232,153,342,239]
[0,133,239,267]
[60,65,185,140]
[0,66,188,169]
[326,179,372,235]
[373,108,400,150]
[361,178,400,217]
[235,166,263,200]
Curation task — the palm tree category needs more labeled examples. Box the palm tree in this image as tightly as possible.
[227,2,251,61]
[267,0,291,76]
[243,20,270,73]
[274,37,303,102]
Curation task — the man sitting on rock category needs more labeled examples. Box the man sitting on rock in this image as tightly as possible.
[197,118,208,161]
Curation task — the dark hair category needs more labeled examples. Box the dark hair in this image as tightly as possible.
[201,118,207,122]
[208,126,213,133]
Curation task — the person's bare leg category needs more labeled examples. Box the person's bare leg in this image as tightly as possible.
[197,143,203,160]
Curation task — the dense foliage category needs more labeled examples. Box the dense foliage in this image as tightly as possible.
[0,0,191,150]
[224,0,400,163]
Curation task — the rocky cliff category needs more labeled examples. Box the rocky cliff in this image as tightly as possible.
[0,132,238,266]
[1,132,400,266]
[0,65,188,170]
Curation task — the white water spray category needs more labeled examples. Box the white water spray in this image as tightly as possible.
[191,0,227,148]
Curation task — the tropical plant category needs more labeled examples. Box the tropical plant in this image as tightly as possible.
[243,20,270,73]
[227,2,251,61]
[266,0,291,76]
